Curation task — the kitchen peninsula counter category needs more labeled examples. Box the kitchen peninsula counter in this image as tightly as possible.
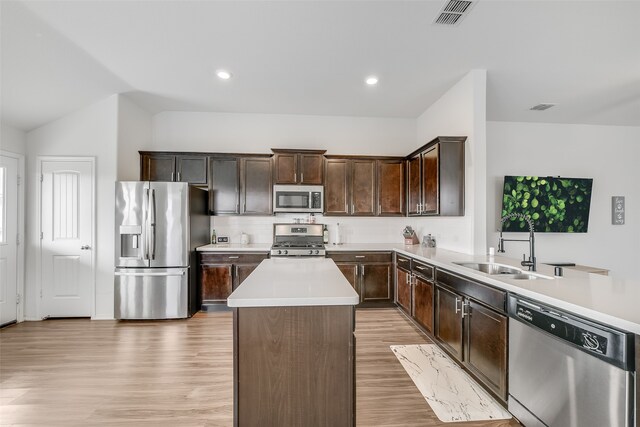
[228,257,357,427]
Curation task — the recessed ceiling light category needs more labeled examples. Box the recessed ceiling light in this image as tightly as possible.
[216,70,232,80]
[365,76,379,86]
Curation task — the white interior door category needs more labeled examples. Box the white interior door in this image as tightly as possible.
[0,155,18,325]
[41,159,94,318]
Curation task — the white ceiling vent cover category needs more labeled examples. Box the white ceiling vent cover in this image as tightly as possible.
[434,1,475,26]
[530,103,556,111]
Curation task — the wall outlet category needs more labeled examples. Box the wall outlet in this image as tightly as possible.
[217,236,229,243]
[612,196,625,225]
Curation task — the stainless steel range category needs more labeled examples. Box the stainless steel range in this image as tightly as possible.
[270,223,326,257]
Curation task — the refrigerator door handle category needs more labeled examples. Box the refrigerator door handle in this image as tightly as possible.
[144,188,150,260]
[115,271,186,277]
[150,189,156,260]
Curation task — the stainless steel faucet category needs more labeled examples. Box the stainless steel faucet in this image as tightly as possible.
[497,213,536,271]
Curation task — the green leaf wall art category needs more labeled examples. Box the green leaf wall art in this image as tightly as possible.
[501,176,593,233]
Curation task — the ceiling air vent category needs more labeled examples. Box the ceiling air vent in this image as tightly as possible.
[434,0,475,26]
[530,103,556,111]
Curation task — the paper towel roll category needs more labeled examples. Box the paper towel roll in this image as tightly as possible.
[333,223,341,245]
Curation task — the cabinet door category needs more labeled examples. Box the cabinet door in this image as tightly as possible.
[396,267,411,313]
[407,155,421,216]
[435,286,463,361]
[421,145,439,215]
[324,159,350,215]
[176,155,207,184]
[241,157,272,215]
[209,157,240,214]
[465,300,508,401]
[361,263,392,303]
[335,263,358,293]
[378,160,405,216]
[141,154,175,181]
[235,263,260,289]
[413,276,434,334]
[352,159,376,216]
[201,264,233,302]
[273,153,297,184]
[299,153,324,185]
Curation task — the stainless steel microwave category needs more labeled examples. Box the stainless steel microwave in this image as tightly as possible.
[273,185,323,213]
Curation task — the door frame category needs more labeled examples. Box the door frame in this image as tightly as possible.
[37,156,96,319]
[0,150,25,323]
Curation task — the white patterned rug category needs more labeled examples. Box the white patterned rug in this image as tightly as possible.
[390,344,512,423]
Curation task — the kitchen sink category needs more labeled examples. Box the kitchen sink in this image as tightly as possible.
[453,262,522,275]
[502,273,553,280]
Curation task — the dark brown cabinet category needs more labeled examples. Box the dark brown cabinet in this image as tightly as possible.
[325,158,376,216]
[272,149,325,185]
[325,157,403,216]
[407,136,465,217]
[328,251,393,306]
[434,269,508,402]
[140,152,208,184]
[199,252,269,309]
[378,159,405,216]
[411,260,435,334]
[209,156,272,215]
[395,267,411,313]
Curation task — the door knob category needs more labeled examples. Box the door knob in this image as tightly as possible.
[80,245,91,250]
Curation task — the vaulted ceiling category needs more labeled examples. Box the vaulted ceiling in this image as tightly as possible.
[2,0,639,131]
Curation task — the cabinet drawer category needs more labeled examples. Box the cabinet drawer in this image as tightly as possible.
[395,254,411,271]
[200,252,269,265]
[411,261,434,280]
[327,252,392,263]
[435,269,506,313]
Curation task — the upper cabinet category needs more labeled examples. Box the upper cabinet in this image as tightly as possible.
[272,149,326,185]
[209,155,272,216]
[324,157,405,216]
[407,136,465,217]
[140,152,208,184]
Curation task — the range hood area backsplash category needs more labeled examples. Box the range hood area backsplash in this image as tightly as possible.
[209,215,469,250]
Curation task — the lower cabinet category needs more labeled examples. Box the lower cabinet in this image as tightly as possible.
[395,266,411,313]
[328,252,394,307]
[434,270,508,402]
[199,252,269,309]
[412,275,434,334]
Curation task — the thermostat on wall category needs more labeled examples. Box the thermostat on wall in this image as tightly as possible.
[612,196,625,225]
[217,236,229,243]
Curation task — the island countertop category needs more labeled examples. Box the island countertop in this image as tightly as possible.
[227,257,359,308]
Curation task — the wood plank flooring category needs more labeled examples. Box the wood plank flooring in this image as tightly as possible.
[1,308,520,426]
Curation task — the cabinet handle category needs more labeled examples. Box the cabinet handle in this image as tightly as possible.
[455,297,462,315]
[301,173,304,182]
[415,266,427,271]
[177,172,181,181]
[361,265,365,276]
[352,204,355,214]
[378,204,382,214]
[355,255,365,259]
[462,301,470,318]
[294,172,297,182]
[171,172,175,181]
[406,274,409,285]
[228,256,239,259]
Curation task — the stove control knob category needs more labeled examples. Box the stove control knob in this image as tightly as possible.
[314,250,319,254]
[277,250,282,255]
[283,250,288,255]
[308,249,313,255]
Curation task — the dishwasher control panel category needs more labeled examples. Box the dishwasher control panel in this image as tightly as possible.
[509,295,634,371]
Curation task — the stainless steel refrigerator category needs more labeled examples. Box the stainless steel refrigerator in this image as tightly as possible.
[114,182,208,319]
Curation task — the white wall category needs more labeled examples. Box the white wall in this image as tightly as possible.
[117,95,152,181]
[1,122,27,154]
[25,95,119,319]
[152,111,416,155]
[414,70,487,255]
[487,121,640,280]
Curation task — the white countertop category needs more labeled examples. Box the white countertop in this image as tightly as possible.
[330,243,640,335]
[227,258,359,308]
[197,243,271,252]
[198,241,640,334]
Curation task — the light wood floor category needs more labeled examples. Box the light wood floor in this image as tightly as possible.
[1,308,520,426]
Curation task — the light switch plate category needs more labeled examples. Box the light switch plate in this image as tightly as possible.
[612,196,625,225]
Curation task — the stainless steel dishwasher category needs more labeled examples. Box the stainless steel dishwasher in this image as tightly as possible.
[508,294,635,427]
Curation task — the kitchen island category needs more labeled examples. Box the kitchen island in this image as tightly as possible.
[227,257,359,427]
